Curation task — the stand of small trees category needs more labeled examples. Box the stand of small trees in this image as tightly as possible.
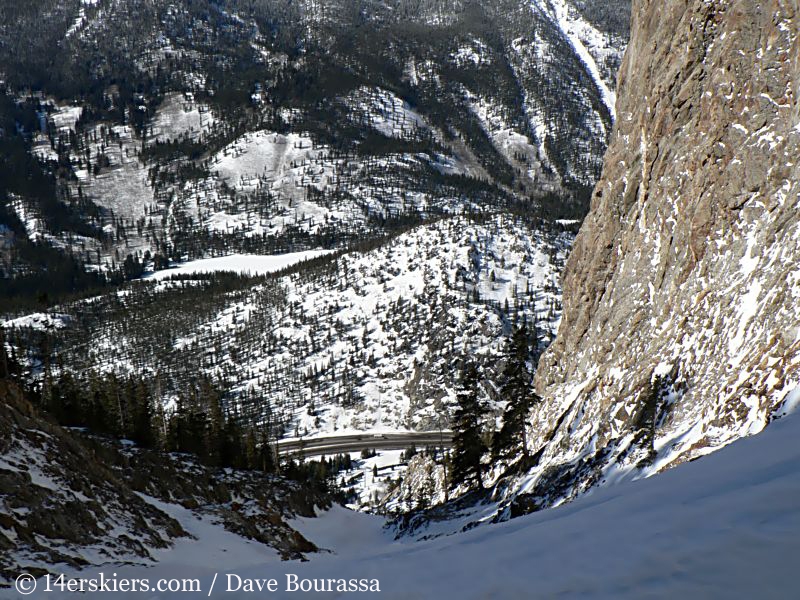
[450,322,541,493]
[36,369,277,473]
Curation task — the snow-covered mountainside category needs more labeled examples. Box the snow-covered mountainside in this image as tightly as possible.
[2,0,799,591]
[2,401,798,598]
[0,0,627,301]
[0,382,185,580]
[9,216,571,439]
[0,380,330,584]
[484,0,800,516]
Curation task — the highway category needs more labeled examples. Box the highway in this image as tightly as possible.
[277,431,453,458]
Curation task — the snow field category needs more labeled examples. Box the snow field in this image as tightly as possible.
[4,407,797,599]
[143,251,334,281]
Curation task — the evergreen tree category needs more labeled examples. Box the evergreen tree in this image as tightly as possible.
[492,323,540,461]
[129,378,157,448]
[0,327,10,378]
[451,361,487,491]
[252,424,276,473]
[244,428,259,469]
[167,393,209,457]
[203,381,226,467]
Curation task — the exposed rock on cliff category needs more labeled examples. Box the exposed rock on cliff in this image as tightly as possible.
[520,0,800,507]
[0,380,328,584]
[0,381,186,581]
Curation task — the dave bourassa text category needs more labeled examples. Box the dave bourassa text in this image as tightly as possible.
[226,574,381,593]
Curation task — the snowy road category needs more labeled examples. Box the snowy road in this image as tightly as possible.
[277,432,453,457]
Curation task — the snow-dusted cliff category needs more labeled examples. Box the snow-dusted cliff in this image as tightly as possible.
[505,0,800,511]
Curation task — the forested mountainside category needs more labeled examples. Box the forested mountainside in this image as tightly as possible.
[2,0,798,591]
[1,0,629,509]
[0,0,627,310]
[6,215,570,452]
[474,0,800,518]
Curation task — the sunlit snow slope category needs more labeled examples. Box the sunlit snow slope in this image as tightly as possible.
[4,410,797,599]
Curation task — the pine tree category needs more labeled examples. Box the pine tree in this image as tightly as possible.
[492,323,540,461]
[244,428,259,469]
[451,361,487,491]
[0,327,9,379]
[129,378,156,448]
[205,385,226,467]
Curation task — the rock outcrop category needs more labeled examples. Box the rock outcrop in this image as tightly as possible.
[0,381,186,582]
[519,0,800,506]
[0,380,329,584]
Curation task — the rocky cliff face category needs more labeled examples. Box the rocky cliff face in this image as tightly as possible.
[516,0,800,507]
[0,381,185,581]
[0,380,328,584]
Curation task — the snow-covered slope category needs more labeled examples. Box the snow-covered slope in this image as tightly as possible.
[143,251,333,281]
[3,403,797,599]
[0,380,330,585]
[0,0,627,287]
[20,216,570,440]
[535,0,620,116]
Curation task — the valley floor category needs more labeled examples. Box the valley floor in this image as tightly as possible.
[3,412,798,598]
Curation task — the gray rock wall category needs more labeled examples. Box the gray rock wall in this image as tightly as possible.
[522,0,800,505]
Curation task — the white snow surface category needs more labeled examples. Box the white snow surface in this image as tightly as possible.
[53,216,568,443]
[143,251,333,280]
[50,105,84,132]
[211,131,326,193]
[343,87,427,139]
[1,312,71,331]
[539,0,619,117]
[147,92,217,144]
[4,411,798,599]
